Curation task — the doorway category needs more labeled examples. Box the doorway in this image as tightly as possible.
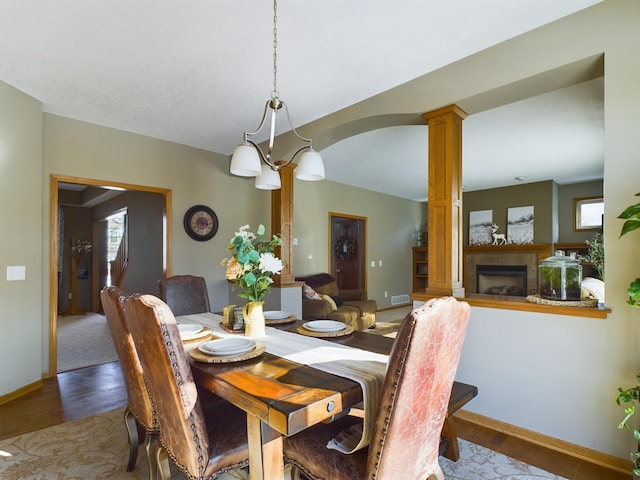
[49,174,172,377]
[329,213,367,290]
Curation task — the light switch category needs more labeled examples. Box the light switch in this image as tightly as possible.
[370,261,375,268]
[293,237,298,246]
[7,266,26,281]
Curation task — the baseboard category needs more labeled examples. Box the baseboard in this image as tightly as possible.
[376,304,411,313]
[455,409,632,476]
[0,379,44,406]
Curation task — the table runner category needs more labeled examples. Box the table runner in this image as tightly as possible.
[178,312,389,453]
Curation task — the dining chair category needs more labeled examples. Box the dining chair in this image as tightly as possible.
[283,296,471,480]
[158,274,211,316]
[100,286,159,478]
[123,293,250,480]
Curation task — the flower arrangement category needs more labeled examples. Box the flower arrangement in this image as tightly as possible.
[222,224,284,302]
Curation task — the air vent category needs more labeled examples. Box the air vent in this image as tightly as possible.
[391,294,410,305]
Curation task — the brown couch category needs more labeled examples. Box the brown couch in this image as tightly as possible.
[295,273,377,330]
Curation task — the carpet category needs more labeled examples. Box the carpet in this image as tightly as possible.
[0,408,566,480]
[57,313,119,373]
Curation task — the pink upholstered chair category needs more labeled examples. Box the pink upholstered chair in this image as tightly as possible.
[123,293,249,480]
[158,274,211,316]
[100,286,158,478]
[283,296,470,480]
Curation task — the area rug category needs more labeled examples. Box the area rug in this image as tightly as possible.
[57,313,119,372]
[0,408,566,480]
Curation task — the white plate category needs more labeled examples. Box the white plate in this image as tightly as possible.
[178,324,203,335]
[302,320,346,333]
[264,310,290,320]
[198,338,256,357]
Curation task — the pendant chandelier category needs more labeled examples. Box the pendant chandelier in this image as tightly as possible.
[229,0,325,190]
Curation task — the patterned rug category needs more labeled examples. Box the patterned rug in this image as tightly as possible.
[0,408,566,479]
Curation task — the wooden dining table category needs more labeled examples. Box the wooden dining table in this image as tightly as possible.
[183,314,477,480]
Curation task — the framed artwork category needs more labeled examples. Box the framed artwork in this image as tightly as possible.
[507,206,534,244]
[469,210,493,245]
[574,196,604,231]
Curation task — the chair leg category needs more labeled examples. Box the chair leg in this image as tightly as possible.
[145,431,160,480]
[123,407,140,472]
[156,445,172,480]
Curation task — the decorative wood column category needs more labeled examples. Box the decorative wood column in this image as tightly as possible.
[422,105,467,298]
[271,163,295,286]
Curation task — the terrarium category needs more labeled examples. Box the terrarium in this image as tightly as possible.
[538,250,583,301]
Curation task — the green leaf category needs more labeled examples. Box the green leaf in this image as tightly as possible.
[620,219,640,238]
[618,203,640,220]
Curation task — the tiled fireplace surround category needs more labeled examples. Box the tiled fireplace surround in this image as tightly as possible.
[464,244,552,297]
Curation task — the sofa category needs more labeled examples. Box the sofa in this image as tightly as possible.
[295,273,377,330]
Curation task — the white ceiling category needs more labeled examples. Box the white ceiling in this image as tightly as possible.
[0,0,604,201]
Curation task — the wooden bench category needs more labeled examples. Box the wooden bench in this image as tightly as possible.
[441,381,478,461]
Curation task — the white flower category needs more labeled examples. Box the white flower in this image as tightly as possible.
[259,252,283,275]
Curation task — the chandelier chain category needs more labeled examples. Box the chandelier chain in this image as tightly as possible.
[272,0,278,98]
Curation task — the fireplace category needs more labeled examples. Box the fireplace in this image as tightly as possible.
[476,264,527,296]
[463,244,551,299]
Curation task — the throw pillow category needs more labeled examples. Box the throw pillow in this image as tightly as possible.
[331,295,344,307]
[303,283,321,300]
[321,294,338,311]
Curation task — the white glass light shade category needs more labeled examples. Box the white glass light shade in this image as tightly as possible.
[295,149,325,181]
[230,142,261,177]
[255,164,281,190]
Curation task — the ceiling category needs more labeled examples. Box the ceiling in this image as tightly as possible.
[1,1,604,202]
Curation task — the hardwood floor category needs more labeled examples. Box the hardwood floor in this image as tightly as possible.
[0,361,630,480]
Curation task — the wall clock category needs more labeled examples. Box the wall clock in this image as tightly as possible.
[183,205,218,241]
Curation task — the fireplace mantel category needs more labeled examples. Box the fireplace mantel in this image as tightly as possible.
[464,243,552,257]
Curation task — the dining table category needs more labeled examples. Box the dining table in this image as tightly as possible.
[178,312,477,480]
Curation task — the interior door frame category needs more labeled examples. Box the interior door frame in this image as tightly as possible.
[49,174,172,377]
[328,212,367,291]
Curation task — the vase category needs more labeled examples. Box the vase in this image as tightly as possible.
[242,301,266,338]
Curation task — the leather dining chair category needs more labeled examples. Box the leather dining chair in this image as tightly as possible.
[158,274,211,316]
[123,293,250,480]
[283,296,471,480]
[100,286,158,478]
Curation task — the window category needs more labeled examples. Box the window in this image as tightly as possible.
[574,196,604,231]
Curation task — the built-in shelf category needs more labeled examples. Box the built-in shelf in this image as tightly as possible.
[412,246,428,293]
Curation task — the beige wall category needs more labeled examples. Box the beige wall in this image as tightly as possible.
[0,81,43,392]
[293,179,424,307]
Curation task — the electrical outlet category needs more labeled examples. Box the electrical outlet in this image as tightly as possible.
[378,260,382,267]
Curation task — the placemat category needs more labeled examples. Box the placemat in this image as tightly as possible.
[296,324,354,338]
[180,327,213,342]
[189,342,266,363]
[265,314,296,325]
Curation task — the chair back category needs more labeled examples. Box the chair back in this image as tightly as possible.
[123,293,210,476]
[158,274,210,316]
[100,286,155,430]
[366,296,470,479]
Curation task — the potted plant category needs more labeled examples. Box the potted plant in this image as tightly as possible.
[615,191,640,475]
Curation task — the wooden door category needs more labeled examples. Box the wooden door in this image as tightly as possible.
[330,213,366,290]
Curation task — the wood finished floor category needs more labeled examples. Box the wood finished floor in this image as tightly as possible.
[0,361,630,480]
